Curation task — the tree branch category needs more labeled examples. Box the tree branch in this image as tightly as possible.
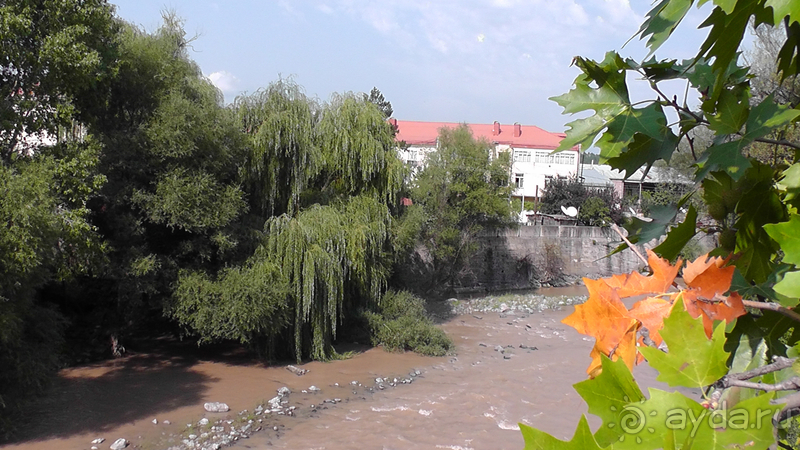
[724,377,800,392]
[610,223,648,266]
[742,299,800,323]
[753,137,800,150]
[716,357,795,389]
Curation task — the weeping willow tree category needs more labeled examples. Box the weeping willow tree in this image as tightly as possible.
[261,196,391,361]
[234,80,319,217]
[171,84,406,361]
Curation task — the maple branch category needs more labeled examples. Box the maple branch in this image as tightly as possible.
[715,357,796,393]
[742,300,800,323]
[752,137,800,150]
[610,223,648,266]
[724,377,800,392]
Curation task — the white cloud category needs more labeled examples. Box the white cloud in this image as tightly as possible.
[207,71,240,93]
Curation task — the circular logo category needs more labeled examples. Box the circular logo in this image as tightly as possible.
[620,405,646,434]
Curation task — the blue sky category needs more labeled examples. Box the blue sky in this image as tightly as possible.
[111,1,718,134]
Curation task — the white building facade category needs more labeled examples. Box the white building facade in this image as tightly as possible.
[391,119,580,200]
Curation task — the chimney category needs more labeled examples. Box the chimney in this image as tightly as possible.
[492,121,500,136]
[513,122,521,137]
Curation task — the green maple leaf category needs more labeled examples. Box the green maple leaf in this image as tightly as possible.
[609,389,778,450]
[743,94,800,141]
[695,139,752,181]
[765,0,800,24]
[706,88,749,135]
[521,415,604,450]
[765,214,800,298]
[697,2,765,80]
[777,163,800,206]
[764,214,800,266]
[573,355,645,446]
[594,103,680,177]
[637,0,693,54]
[551,52,630,151]
[639,297,729,388]
[653,205,698,261]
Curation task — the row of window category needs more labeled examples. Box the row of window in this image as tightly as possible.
[513,150,575,165]
[513,174,569,189]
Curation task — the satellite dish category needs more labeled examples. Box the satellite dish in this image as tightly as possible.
[561,205,578,217]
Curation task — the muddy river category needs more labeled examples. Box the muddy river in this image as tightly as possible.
[4,287,696,450]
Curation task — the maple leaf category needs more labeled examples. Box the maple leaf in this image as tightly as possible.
[604,249,680,297]
[563,278,638,377]
[639,296,729,387]
[683,253,735,298]
[628,296,674,346]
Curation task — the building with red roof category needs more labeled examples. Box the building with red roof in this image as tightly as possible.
[389,119,579,201]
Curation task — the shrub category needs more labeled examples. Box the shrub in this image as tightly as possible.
[579,196,612,227]
[365,290,452,356]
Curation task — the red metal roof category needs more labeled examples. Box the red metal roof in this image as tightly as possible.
[391,120,575,151]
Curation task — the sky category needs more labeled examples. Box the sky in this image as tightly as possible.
[110,0,720,134]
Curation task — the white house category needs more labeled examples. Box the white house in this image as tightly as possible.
[390,119,580,200]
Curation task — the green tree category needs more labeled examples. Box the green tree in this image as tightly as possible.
[410,124,514,292]
[170,85,405,361]
[75,14,250,354]
[0,0,117,436]
[365,86,393,119]
[521,1,800,449]
[0,0,119,161]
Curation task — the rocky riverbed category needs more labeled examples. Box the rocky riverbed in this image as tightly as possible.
[5,286,695,450]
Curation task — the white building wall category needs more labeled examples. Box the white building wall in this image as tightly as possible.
[397,143,580,198]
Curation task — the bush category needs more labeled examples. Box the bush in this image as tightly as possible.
[579,197,612,227]
[365,290,452,356]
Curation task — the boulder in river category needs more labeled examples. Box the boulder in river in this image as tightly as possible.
[204,402,230,412]
[109,438,128,450]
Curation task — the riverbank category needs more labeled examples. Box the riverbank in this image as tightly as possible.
[3,287,695,450]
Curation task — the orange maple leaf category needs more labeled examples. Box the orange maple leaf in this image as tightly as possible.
[563,278,638,360]
[628,296,674,346]
[683,254,735,299]
[604,250,681,297]
[564,252,746,378]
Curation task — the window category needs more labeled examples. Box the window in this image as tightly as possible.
[534,150,576,165]
[514,173,524,189]
[514,150,531,162]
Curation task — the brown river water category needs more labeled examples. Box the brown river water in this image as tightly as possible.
[3,287,698,450]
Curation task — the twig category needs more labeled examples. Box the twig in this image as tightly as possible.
[610,223,648,266]
[730,356,795,381]
[754,137,800,150]
[724,377,800,392]
[742,300,800,323]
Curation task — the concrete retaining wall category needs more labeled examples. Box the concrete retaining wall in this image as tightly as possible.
[462,225,645,292]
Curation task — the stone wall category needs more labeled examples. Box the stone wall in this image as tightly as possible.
[460,225,645,292]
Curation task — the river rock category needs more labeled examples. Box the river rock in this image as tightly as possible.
[286,365,308,376]
[277,386,291,396]
[204,402,230,412]
[91,438,105,444]
[199,417,209,425]
[109,438,128,450]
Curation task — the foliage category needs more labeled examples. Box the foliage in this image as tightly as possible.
[540,177,623,225]
[364,290,452,356]
[0,0,117,437]
[365,87,393,119]
[522,254,786,450]
[579,197,612,227]
[524,1,800,448]
[260,196,393,361]
[0,0,119,161]
[410,124,515,291]
[168,259,288,355]
[640,182,694,216]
